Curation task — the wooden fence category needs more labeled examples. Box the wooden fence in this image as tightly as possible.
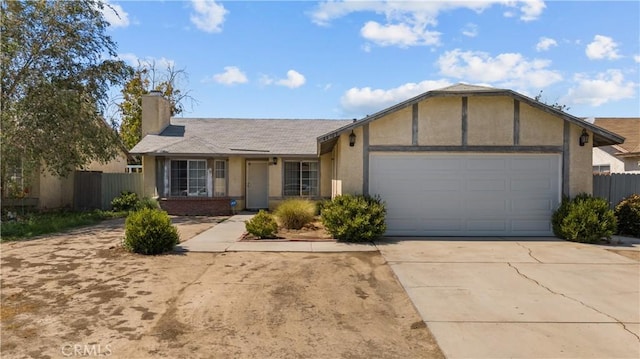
[593,173,640,208]
[74,171,144,211]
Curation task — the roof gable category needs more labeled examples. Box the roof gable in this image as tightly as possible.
[318,83,624,148]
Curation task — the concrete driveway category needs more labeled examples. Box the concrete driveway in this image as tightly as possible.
[377,238,640,359]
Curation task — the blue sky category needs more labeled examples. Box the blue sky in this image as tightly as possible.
[102,0,640,120]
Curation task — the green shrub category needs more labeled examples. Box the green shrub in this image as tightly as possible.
[137,197,160,211]
[111,191,139,212]
[315,199,330,216]
[552,193,616,243]
[321,194,386,242]
[614,194,640,237]
[274,199,315,229]
[123,208,179,254]
[245,210,278,238]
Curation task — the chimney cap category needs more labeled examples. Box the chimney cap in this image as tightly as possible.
[149,90,163,96]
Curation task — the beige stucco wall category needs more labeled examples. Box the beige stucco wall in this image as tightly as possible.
[467,96,513,146]
[38,171,74,210]
[369,106,412,145]
[268,159,281,198]
[418,97,462,145]
[84,152,128,173]
[592,147,640,173]
[141,155,157,198]
[141,93,171,137]
[228,157,245,209]
[592,147,625,173]
[569,125,593,196]
[334,127,364,195]
[520,103,563,146]
[320,153,332,197]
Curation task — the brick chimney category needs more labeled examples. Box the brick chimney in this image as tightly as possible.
[141,91,171,137]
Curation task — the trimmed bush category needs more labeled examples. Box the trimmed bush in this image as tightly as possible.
[275,199,315,230]
[137,197,160,211]
[552,193,616,243]
[615,194,640,237]
[321,194,386,242]
[111,191,139,212]
[245,210,278,238]
[123,208,179,254]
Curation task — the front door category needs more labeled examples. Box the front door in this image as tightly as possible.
[246,161,268,209]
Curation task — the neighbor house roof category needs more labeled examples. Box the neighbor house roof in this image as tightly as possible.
[593,118,640,155]
[130,118,352,156]
[318,83,625,152]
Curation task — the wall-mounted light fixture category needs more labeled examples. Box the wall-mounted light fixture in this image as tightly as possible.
[579,129,589,146]
[349,130,356,147]
[271,157,278,165]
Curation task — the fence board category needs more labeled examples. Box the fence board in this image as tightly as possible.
[74,171,102,211]
[101,173,144,210]
[593,173,640,208]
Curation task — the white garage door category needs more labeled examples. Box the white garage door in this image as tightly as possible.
[369,153,561,236]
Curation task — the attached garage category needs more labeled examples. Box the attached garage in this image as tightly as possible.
[369,153,561,236]
[321,84,625,237]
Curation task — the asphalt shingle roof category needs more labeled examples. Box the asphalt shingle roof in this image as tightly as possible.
[130,118,352,156]
[593,118,640,154]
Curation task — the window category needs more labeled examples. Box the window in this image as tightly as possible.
[593,164,611,174]
[171,160,207,196]
[284,161,318,197]
[214,160,226,197]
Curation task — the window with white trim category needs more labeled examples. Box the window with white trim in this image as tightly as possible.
[592,164,611,174]
[170,160,207,196]
[283,161,319,197]
[214,160,226,197]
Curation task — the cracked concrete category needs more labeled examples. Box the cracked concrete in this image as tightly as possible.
[376,237,640,358]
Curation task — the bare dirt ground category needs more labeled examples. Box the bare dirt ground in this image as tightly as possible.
[1,217,443,359]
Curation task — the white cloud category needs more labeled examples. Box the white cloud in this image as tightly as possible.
[213,66,248,85]
[536,37,557,52]
[118,53,175,69]
[311,0,546,28]
[260,70,306,88]
[437,49,562,90]
[585,35,621,60]
[340,79,452,115]
[190,0,228,33]
[635,55,640,63]
[361,21,440,47]
[277,70,306,88]
[461,23,478,38]
[517,0,546,21]
[99,0,130,28]
[563,70,636,106]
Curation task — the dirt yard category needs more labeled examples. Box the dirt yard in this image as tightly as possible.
[1,217,443,359]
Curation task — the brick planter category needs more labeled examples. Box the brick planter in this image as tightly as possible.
[159,197,233,216]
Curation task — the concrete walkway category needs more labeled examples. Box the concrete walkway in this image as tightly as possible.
[176,213,376,253]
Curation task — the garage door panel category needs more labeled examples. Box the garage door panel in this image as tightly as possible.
[466,158,507,170]
[468,179,507,191]
[370,153,560,237]
[513,199,554,213]
[511,178,555,191]
[511,219,552,232]
[467,220,507,231]
[466,199,507,216]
